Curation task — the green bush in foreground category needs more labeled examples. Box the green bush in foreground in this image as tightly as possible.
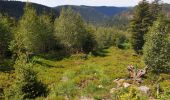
[6,54,47,99]
[143,16,170,73]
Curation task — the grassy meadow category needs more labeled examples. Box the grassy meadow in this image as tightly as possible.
[1,47,169,99]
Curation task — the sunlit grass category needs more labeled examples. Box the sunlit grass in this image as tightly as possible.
[1,47,169,99]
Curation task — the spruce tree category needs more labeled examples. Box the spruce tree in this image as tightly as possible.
[7,53,47,99]
[130,0,152,54]
[143,16,170,73]
[150,0,162,22]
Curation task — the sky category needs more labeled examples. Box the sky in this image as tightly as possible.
[17,0,170,7]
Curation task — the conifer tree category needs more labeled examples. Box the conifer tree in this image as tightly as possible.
[150,0,162,22]
[130,0,152,54]
[7,53,47,99]
[143,16,170,73]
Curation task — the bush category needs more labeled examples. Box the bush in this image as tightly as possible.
[143,16,170,73]
[6,54,48,99]
[82,25,97,54]
[114,33,130,49]
[159,87,170,99]
[95,27,129,49]
[120,86,149,100]
[95,27,115,49]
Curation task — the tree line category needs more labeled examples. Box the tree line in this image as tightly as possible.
[0,0,169,99]
[0,3,129,99]
[130,0,170,73]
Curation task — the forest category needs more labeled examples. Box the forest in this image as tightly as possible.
[0,0,170,99]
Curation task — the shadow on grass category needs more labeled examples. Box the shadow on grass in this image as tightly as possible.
[91,49,109,57]
[34,60,64,68]
[38,50,71,61]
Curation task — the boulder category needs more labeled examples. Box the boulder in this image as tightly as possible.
[123,82,131,88]
[113,78,125,87]
[138,86,150,94]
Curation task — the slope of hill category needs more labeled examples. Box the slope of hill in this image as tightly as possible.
[0,1,59,20]
[163,3,170,17]
[1,1,170,26]
[93,6,129,16]
[55,5,109,25]
[54,5,130,25]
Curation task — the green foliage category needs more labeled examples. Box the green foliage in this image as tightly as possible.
[95,27,129,49]
[95,27,115,49]
[10,3,55,54]
[130,0,152,54]
[143,16,170,73]
[0,14,14,61]
[159,87,170,99]
[52,81,78,99]
[50,64,113,99]
[150,0,163,22]
[36,12,56,53]
[82,24,97,54]
[10,3,38,53]
[54,8,87,53]
[6,54,47,99]
[107,15,130,30]
[114,33,130,49]
[119,87,149,100]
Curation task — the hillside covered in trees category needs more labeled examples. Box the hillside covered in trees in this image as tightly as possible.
[0,0,170,99]
[1,0,170,26]
[0,1,59,20]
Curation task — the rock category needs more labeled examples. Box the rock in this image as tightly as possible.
[113,78,125,87]
[80,96,94,100]
[123,82,131,88]
[138,86,150,94]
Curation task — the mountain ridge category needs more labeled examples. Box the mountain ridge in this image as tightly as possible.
[0,1,170,26]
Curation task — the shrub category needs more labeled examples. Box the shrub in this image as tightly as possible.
[114,33,129,49]
[143,16,170,73]
[120,87,149,100]
[6,54,48,99]
[51,81,78,99]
